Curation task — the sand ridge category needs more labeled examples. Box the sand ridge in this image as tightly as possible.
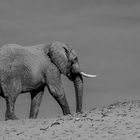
[1,100,140,140]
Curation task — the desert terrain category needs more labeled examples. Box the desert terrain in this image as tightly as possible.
[1,100,140,140]
[0,1,140,139]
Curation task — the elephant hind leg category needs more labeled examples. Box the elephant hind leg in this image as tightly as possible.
[29,90,44,119]
[1,82,21,120]
[47,84,71,115]
[5,96,19,120]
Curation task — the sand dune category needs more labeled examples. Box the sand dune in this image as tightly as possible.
[1,100,140,140]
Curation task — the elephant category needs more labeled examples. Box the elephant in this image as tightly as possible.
[0,41,97,120]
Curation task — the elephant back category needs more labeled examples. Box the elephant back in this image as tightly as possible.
[0,44,47,78]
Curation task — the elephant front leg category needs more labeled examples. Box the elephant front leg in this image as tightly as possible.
[45,65,71,115]
[5,96,18,120]
[47,85,71,115]
[29,91,44,119]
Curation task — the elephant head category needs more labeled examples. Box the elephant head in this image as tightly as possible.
[48,41,96,113]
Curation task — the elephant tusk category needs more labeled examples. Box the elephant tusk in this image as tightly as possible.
[80,72,97,78]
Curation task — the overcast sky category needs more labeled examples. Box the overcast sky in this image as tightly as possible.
[0,0,140,120]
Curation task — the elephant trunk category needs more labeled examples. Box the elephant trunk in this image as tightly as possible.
[73,74,83,113]
[70,62,97,113]
[69,62,83,113]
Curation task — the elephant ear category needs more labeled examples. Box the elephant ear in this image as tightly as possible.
[48,41,72,75]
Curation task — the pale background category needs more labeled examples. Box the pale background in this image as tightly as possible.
[0,0,140,120]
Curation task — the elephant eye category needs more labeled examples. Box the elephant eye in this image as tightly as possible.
[71,57,78,65]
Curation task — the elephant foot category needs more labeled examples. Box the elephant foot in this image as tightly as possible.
[76,110,83,114]
[29,112,38,119]
[5,114,19,121]
[29,111,38,119]
[63,108,71,115]
[64,112,71,116]
[29,115,37,119]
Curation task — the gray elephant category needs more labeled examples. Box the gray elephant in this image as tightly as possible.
[0,41,96,120]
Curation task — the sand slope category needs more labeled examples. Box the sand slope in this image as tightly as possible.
[1,100,140,140]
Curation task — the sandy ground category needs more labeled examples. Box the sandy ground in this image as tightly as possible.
[1,100,140,140]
